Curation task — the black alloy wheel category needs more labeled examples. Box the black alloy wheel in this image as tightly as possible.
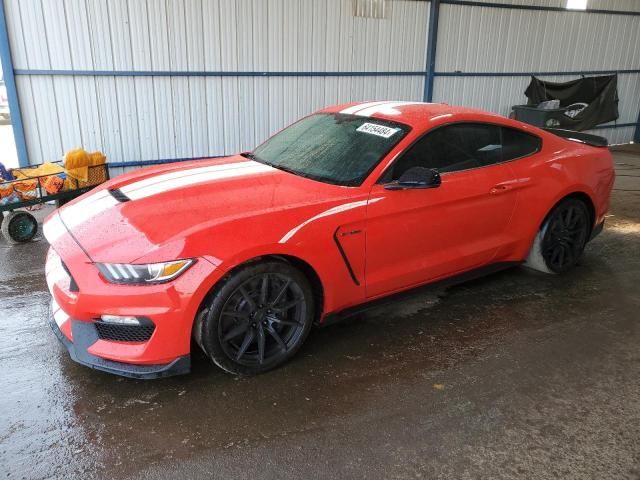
[541,199,590,273]
[199,260,314,375]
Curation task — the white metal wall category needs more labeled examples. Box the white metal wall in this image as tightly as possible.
[462,0,640,11]
[3,0,640,167]
[4,0,428,166]
[434,2,640,144]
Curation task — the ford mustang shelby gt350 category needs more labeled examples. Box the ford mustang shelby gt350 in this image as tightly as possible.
[44,101,614,378]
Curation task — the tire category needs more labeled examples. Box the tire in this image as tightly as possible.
[198,260,315,375]
[525,198,591,274]
[1,210,38,244]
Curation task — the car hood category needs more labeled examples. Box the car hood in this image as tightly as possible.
[53,156,351,263]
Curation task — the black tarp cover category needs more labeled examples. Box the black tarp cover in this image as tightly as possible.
[524,74,619,131]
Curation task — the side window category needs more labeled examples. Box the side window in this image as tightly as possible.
[390,123,501,180]
[501,127,542,161]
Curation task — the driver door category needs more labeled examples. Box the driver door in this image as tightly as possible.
[365,123,519,298]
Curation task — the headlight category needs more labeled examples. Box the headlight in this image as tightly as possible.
[96,259,194,285]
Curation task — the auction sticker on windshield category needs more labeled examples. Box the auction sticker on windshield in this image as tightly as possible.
[356,123,400,138]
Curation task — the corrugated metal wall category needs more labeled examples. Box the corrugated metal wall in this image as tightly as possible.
[462,0,640,11]
[4,0,428,166]
[2,0,639,168]
[435,1,640,144]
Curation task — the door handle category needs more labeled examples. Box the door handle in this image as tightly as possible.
[490,184,512,195]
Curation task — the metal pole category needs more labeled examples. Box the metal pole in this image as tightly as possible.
[0,0,28,167]
[423,0,441,102]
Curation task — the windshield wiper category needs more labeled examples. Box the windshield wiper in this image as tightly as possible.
[240,151,261,161]
[241,151,321,181]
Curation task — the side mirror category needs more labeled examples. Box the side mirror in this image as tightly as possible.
[384,167,441,190]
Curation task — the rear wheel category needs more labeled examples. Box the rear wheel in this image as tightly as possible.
[199,260,315,375]
[1,211,38,244]
[525,198,590,274]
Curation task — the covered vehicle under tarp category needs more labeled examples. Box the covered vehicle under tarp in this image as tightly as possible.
[521,74,619,131]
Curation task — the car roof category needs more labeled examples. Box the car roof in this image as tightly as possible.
[321,101,519,130]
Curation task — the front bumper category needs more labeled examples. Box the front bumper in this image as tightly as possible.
[49,311,190,379]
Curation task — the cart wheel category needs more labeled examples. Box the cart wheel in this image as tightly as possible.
[1,211,38,244]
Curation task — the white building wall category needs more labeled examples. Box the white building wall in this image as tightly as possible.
[4,0,428,166]
[3,0,640,167]
[461,0,640,11]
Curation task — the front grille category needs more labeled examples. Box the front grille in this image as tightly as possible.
[95,321,155,343]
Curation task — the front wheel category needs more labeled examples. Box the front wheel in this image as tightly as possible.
[525,198,591,274]
[198,260,315,375]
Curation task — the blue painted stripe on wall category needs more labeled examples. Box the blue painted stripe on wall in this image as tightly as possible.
[435,70,640,77]
[14,68,640,78]
[0,0,29,167]
[14,69,426,78]
[441,0,640,17]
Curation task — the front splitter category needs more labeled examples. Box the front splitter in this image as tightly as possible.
[49,314,190,380]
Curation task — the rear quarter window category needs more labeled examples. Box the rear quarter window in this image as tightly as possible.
[501,127,542,161]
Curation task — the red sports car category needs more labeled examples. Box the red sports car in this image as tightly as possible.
[44,101,614,378]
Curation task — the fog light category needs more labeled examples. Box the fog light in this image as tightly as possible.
[100,315,142,326]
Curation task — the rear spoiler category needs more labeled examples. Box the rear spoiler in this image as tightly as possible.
[543,128,608,148]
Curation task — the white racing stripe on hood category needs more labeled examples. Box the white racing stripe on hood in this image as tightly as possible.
[120,161,256,195]
[60,189,120,231]
[122,162,275,201]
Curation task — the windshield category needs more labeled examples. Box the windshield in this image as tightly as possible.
[251,113,410,186]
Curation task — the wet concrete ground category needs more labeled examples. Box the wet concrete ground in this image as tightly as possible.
[1,150,639,480]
